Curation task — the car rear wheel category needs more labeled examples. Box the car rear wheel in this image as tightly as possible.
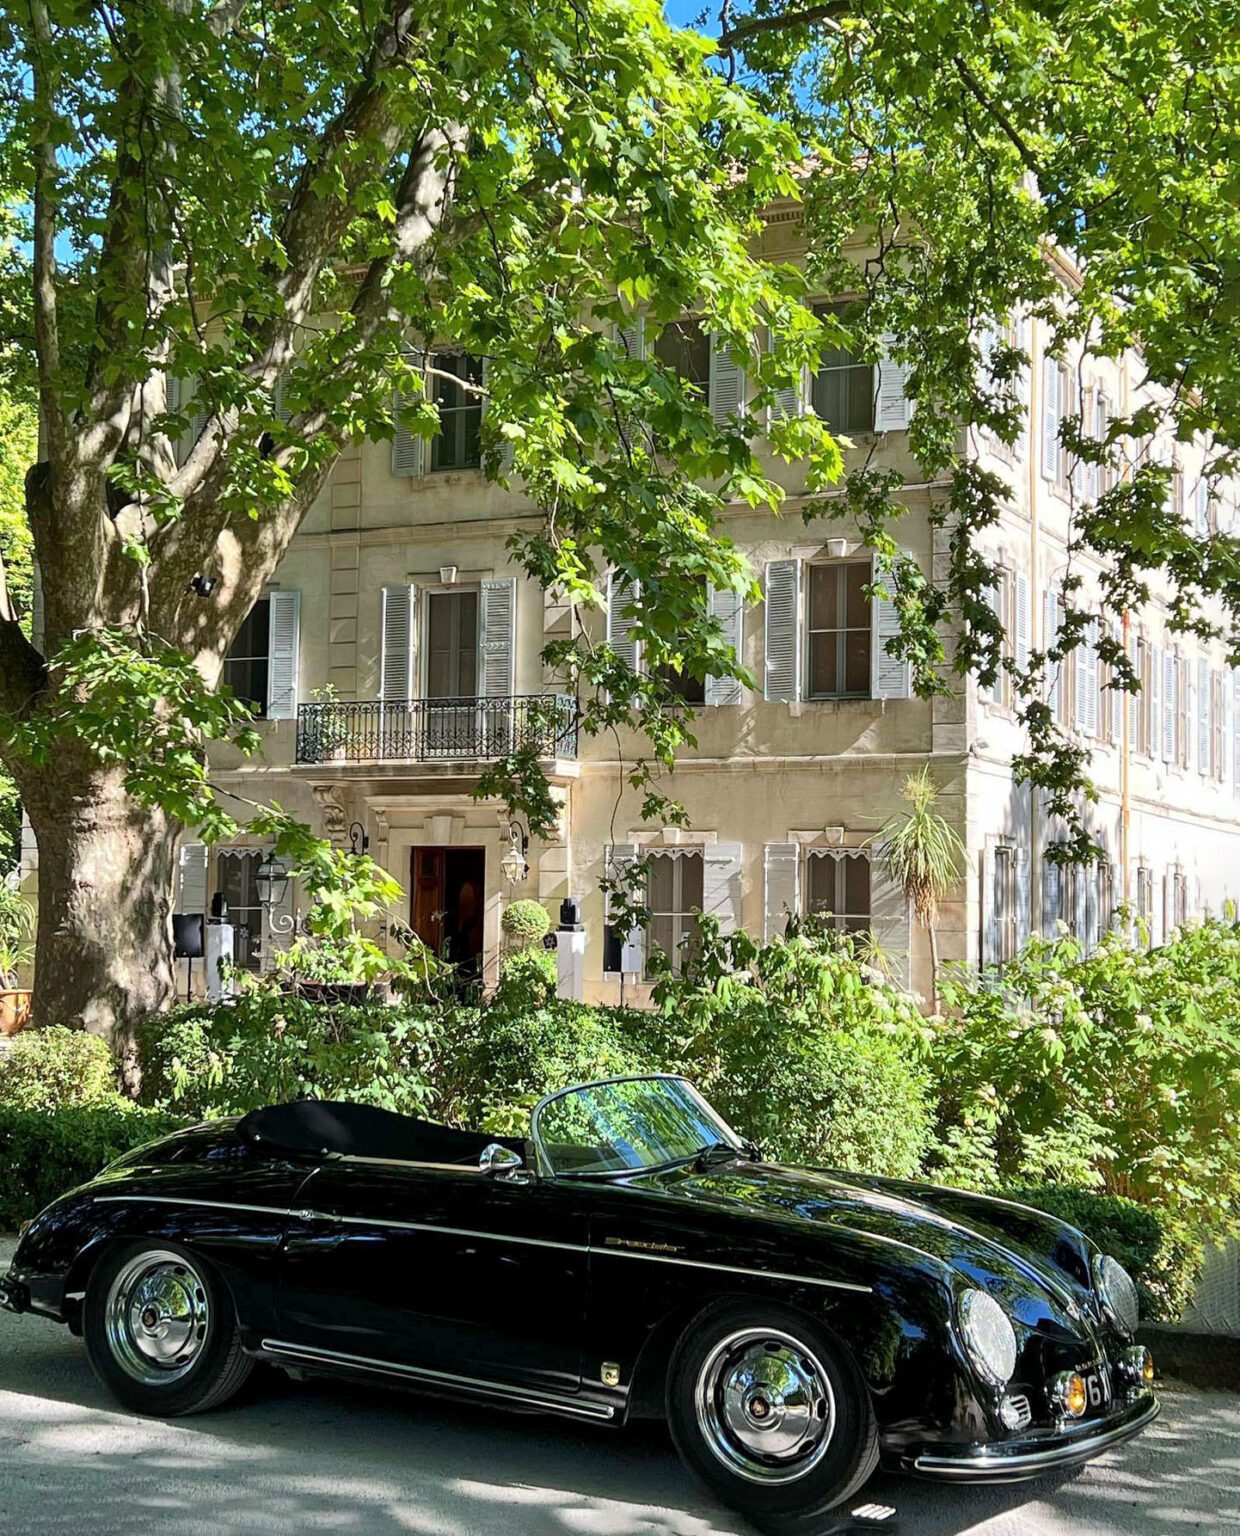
[84,1239,253,1416]
[667,1302,878,1534]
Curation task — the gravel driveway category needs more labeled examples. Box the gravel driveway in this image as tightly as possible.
[1,1238,1235,1536]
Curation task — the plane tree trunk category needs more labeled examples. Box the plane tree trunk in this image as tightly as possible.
[20,754,178,1078]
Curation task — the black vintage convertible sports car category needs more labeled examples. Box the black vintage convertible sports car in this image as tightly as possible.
[2,1075,1158,1532]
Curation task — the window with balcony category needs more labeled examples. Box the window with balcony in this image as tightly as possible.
[429,353,483,472]
[646,851,703,979]
[806,561,871,699]
[425,588,479,698]
[806,851,871,936]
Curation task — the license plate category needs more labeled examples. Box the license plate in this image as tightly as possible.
[1082,1366,1111,1411]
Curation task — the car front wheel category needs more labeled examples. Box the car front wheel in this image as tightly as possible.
[667,1302,879,1534]
[83,1239,253,1416]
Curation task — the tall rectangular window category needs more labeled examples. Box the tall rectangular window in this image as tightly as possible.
[806,852,871,936]
[646,851,703,978]
[806,562,871,698]
[223,597,271,717]
[215,850,264,971]
[811,302,874,434]
[653,319,710,394]
[426,589,479,698]
[429,353,483,472]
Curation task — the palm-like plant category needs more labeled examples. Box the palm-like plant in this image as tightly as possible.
[876,768,965,1012]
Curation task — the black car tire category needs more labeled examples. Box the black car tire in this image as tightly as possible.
[83,1238,253,1416]
[666,1301,879,1535]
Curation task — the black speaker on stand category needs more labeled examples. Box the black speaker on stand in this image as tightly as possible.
[173,913,205,1002]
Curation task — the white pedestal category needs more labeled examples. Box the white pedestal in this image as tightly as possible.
[205,922,235,1001]
[555,929,587,1003]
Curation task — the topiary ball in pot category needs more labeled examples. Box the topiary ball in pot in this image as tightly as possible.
[500,898,551,950]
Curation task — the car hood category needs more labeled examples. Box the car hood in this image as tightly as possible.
[636,1159,1097,1340]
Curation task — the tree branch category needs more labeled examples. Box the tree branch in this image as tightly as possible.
[27,0,64,467]
[718,1,851,49]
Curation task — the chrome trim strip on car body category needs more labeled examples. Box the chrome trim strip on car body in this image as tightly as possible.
[90,1194,873,1293]
[258,1337,616,1420]
[910,1398,1160,1479]
[93,1196,297,1219]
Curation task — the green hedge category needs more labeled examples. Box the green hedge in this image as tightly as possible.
[1000,1183,1203,1324]
[0,1103,187,1229]
[0,1025,118,1110]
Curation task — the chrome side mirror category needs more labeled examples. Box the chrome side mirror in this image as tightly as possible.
[479,1142,523,1176]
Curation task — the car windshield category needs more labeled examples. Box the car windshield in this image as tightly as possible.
[532,1075,746,1178]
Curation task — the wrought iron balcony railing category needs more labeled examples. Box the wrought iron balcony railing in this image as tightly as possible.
[295,694,578,766]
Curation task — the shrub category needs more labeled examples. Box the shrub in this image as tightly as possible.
[0,1025,117,1110]
[1000,1184,1203,1324]
[932,923,1240,1230]
[500,899,551,948]
[0,1102,186,1228]
[435,992,658,1136]
[652,921,934,1178]
[495,945,558,1010]
[136,991,441,1119]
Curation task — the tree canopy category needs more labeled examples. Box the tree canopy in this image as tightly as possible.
[0,0,1237,1030]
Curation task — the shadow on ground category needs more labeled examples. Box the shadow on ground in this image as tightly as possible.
[1,1300,1237,1535]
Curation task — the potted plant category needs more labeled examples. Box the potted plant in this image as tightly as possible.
[0,880,36,1035]
[309,683,351,763]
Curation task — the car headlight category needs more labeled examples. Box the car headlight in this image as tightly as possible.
[1094,1253,1140,1335]
[958,1288,1018,1387]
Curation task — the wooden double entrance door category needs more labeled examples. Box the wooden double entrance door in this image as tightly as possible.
[410,846,486,978]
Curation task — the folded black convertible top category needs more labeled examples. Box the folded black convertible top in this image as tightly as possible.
[235,1099,524,1165]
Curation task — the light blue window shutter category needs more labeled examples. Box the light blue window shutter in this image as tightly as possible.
[1042,857,1061,933]
[1221,668,1231,784]
[979,579,999,707]
[1110,625,1124,744]
[273,376,291,424]
[766,325,805,424]
[616,316,645,360]
[266,589,301,720]
[176,842,208,914]
[380,584,416,702]
[1084,864,1100,953]
[1233,671,1240,799]
[1074,619,1091,730]
[603,844,644,975]
[763,843,800,940]
[874,335,912,432]
[703,843,743,935]
[1044,591,1061,722]
[1149,647,1161,760]
[709,336,746,424]
[1015,846,1031,952]
[480,577,517,698]
[1198,657,1210,772]
[869,853,909,986]
[391,348,424,477]
[871,556,911,700]
[606,571,641,675]
[1041,356,1060,482]
[1196,481,1211,536]
[705,583,745,707]
[1014,573,1030,673]
[1162,653,1176,764]
[763,558,801,703]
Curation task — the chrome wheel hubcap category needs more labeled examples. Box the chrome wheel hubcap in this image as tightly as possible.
[105,1251,210,1386]
[695,1328,835,1484]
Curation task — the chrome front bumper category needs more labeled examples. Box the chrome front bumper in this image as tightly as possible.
[906,1395,1160,1481]
[0,1270,28,1314]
